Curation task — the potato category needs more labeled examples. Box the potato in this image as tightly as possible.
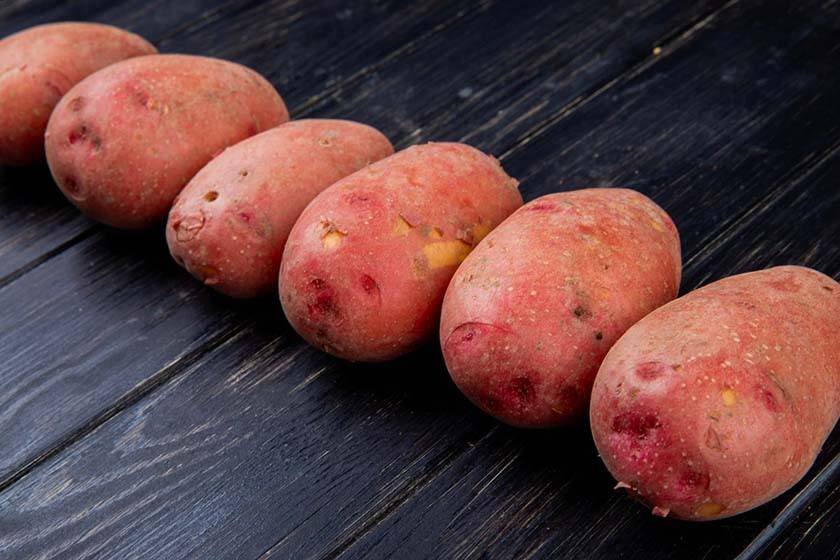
[590,265,840,520]
[45,54,288,228]
[167,119,394,298]
[440,189,681,428]
[279,142,522,362]
[0,22,156,166]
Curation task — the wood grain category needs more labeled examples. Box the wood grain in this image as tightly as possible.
[0,0,725,483]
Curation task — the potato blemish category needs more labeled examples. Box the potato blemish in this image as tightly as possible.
[696,502,724,517]
[68,96,85,112]
[611,411,661,440]
[306,278,338,318]
[198,264,220,285]
[360,274,381,299]
[502,376,536,409]
[721,388,737,406]
[705,425,725,451]
[320,219,347,249]
[422,240,471,268]
[635,361,666,381]
[393,214,414,236]
[173,212,205,242]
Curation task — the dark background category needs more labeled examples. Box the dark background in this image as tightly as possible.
[0,1,838,559]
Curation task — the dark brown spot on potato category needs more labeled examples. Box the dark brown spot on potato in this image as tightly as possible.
[573,305,591,319]
[204,191,218,202]
[612,412,661,439]
[239,169,249,177]
[594,331,604,341]
[823,285,835,292]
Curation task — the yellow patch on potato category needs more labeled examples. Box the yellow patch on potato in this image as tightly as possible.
[423,240,472,268]
[721,388,737,406]
[696,502,724,517]
[428,227,444,239]
[320,220,347,249]
[472,222,491,243]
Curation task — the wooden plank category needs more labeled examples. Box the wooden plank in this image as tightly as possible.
[331,142,840,560]
[0,1,838,559]
[0,0,484,283]
[0,0,726,483]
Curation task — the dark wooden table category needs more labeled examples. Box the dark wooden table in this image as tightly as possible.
[0,1,838,558]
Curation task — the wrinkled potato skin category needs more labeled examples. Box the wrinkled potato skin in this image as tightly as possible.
[440,189,681,428]
[280,142,523,362]
[590,266,840,520]
[167,119,394,298]
[45,54,289,228]
[0,22,156,166]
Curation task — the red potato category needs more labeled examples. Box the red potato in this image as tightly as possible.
[590,266,840,520]
[440,189,681,428]
[45,54,289,229]
[279,142,523,362]
[0,22,156,166]
[167,119,394,298]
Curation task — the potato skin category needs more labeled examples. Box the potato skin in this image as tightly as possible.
[590,266,840,520]
[440,189,681,428]
[0,22,156,166]
[167,119,394,298]
[279,142,522,362]
[45,54,289,228]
